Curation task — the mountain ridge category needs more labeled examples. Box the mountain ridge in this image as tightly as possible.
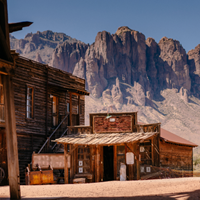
[10,27,200,153]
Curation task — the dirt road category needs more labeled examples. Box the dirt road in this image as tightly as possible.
[1,177,200,200]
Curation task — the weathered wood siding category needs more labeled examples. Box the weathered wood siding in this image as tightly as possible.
[0,129,8,185]
[8,57,87,184]
[160,141,193,170]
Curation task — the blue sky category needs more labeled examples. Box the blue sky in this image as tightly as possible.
[7,0,200,52]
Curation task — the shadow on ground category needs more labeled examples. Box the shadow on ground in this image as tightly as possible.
[1,189,200,200]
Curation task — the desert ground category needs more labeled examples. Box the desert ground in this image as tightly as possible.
[1,177,200,200]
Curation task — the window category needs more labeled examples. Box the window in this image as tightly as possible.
[67,102,70,113]
[26,86,34,119]
[52,96,58,126]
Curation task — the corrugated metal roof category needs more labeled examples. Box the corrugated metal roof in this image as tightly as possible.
[160,128,198,147]
[54,132,158,146]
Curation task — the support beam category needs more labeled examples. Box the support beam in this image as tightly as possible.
[95,146,100,182]
[64,144,68,184]
[151,138,154,166]
[4,75,21,199]
[0,26,12,61]
[78,95,80,125]
[136,143,140,180]
[113,145,117,180]
[126,143,134,180]
[69,93,72,126]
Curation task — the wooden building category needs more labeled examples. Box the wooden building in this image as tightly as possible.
[54,112,197,183]
[0,54,89,185]
[55,112,161,183]
[160,128,197,172]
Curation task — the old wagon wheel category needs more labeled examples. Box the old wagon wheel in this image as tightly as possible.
[0,167,5,183]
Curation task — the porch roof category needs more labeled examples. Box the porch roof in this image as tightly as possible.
[48,82,90,96]
[54,131,158,146]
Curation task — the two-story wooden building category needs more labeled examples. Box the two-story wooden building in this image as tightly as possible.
[0,54,89,185]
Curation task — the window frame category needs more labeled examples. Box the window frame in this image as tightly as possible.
[26,85,34,120]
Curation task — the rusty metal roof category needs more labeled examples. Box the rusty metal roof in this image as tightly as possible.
[54,132,158,146]
[138,122,197,147]
[160,128,198,147]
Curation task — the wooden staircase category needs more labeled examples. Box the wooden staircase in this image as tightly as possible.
[18,113,69,184]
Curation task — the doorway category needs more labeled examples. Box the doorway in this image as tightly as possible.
[103,146,114,181]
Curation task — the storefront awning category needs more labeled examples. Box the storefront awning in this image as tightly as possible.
[54,132,158,146]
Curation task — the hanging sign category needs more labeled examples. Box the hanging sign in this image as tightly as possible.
[126,152,134,165]
[140,146,145,152]
[146,166,151,173]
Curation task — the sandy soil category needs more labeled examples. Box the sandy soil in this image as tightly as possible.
[1,177,200,200]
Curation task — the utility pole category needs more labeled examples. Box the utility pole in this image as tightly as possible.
[0,0,32,199]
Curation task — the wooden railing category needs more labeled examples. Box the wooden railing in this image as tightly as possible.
[38,113,69,154]
[135,123,160,133]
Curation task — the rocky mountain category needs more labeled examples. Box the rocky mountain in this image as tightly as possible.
[10,30,79,64]
[10,27,200,153]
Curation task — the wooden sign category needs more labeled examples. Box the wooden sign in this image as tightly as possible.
[146,166,151,173]
[140,146,145,152]
[93,115,132,133]
[126,152,134,165]
[32,153,65,169]
[140,166,145,173]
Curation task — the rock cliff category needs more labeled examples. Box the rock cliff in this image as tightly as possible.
[10,30,78,65]
[10,27,200,149]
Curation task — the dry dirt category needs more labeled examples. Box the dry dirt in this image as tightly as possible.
[1,177,200,200]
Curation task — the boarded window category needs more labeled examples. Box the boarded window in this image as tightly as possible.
[26,86,34,119]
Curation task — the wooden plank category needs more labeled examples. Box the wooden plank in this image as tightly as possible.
[64,144,68,184]
[3,74,21,199]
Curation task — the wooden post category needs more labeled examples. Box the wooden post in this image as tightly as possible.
[95,146,100,182]
[69,93,72,126]
[136,143,140,180]
[126,143,134,180]
[64,144,68,184]
[78,95,80,125]
[151,138,155,166]
[113,145,117,180]
[91,146,95,182]
[4,75,21,199]
[100,146,103,181]
[70,144,74,183]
